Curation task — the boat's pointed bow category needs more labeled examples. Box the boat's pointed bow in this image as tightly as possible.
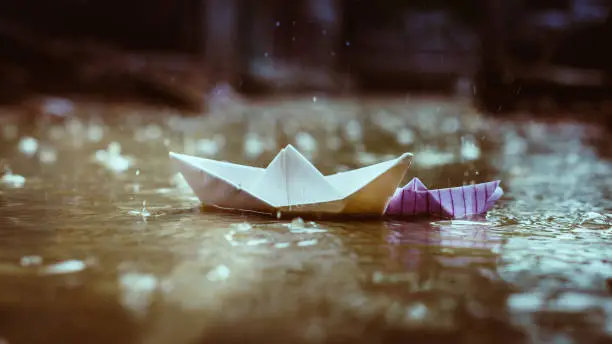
[168,151,184,162]
[396,152,414,167]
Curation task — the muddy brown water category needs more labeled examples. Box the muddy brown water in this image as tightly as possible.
[0,96,611,344]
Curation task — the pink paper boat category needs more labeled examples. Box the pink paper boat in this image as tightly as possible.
[384,178,503,219]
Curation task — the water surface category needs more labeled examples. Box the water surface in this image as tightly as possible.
[0,96,610,343]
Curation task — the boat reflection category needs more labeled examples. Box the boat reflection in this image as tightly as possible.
[385,219,503,273]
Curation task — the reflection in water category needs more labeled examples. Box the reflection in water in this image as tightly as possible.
[384,219,502,288]
[387,219,502,268]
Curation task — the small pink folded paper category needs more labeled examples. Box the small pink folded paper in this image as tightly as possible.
[384,178,503,219]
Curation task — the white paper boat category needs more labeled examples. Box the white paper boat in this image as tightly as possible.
[170,145,413,216]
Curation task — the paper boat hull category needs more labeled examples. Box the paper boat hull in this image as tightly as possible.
[170,147,413,216]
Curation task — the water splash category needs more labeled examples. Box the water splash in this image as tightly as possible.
[1,167,25,188]
[93,142,134,173]
[128,200,151,221]
[206,264,231,281]
[42,260,86,275]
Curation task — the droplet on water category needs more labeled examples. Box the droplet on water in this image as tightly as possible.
[119,272,158,318]
[20,255,43,267]
[344,120,363,142]
[243,133,266,159]
[1,169,25,188]
[93,142,133,173]
[231,222,252,232]
[461,137,481,161]
[413,149,456,168]
[87,125,104,142]
[206,264,231,281]
[295,132,318,154]
[108,141,122,155]
[39,146,57,164]
[18,137,39,156]
[297,239,318,247]
[196,138,220,157]
[289,217,305,229]
[396,128,415,145]
[43,260,86,275]
[246,239,269,246]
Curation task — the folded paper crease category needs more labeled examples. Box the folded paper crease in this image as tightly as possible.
[384,177,503,218]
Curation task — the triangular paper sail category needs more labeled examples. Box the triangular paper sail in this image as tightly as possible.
[249,145,342,207]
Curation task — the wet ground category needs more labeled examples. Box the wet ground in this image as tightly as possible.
[0,95,611,344]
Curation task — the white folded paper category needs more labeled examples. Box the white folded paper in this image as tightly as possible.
[170,144,413,215]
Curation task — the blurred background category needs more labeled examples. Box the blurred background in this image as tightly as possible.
[1,0,611,114]
[1,3,612,344]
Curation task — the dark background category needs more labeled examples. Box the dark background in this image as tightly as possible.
[0,0,611,113]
